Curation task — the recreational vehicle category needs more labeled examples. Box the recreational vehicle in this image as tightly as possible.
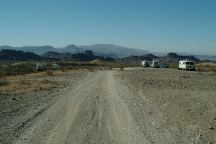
[179,59,195,71]
[36,63,44,71]
[141,60,150,67]
[149,60,159,68]
[52,64,59,70]
[142,60,160,68]
[36,63,47,71]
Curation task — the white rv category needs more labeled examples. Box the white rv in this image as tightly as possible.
[149,60,159,68]
[52,64,59,70]
[142,60,159,68]
[36,63,47,71]
[179,59,195,71]
[36,63,44,71]
[141,60,150,67]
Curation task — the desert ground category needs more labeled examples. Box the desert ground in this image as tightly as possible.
[0,68,216,144]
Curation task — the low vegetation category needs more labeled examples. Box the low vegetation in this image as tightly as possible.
[196,62,216,73]
[0,63,35,77]
[0,61,104,77]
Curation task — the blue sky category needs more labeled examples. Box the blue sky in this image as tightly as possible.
[0,0,215,55]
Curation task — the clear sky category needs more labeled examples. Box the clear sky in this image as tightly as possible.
[0,0,215,55]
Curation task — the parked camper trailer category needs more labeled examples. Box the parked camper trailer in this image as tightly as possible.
[179,59,195,71]
[52,64,59,70]
[36,63,44,71]
[36,63,47,71]
[141,60,150,67]
[141,60,159,68]
[149,60,159,68]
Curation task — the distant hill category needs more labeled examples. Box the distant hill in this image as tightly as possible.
[0,44,149,58]
[78,44,149,58]
[0,45,56,55]
[119,54,158,63]
[0,49,41,61]
[42,51,72,60]
[42,50,115,61]
[59,44,84,54]
[195,55,216,61]
[0,49,114,62]
[159,53,200,63]
[1,44,214,61]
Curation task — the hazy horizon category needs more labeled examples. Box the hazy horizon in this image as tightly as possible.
[0,0,215,55]
[1,43,216,56]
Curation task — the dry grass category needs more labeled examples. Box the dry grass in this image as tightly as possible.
[196,62,216,72]
[0,70,65,94]
[46,69,54,76]
[23,70,64,78]
[0,79,58,94]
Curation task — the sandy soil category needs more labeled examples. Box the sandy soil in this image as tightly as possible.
[0,68,215,144]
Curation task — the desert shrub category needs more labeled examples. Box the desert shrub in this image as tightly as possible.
[196,63,216,73]
[169,64,178,69]
[46,69,54,76]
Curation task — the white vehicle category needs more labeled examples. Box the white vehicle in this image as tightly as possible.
[36,63,47,71]
[52,64,59,70]
[149,60,159,68]
[179,59,195,71]
[141,60,150,67]
[36,63,44,71]
[142,60,159,68]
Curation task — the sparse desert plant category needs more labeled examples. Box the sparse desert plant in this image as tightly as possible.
[169,64,178,69]
[46,69,54,76]
[196,62,216,73]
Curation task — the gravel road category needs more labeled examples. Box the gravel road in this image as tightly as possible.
[1,69,216,144]
[11,71,147,144]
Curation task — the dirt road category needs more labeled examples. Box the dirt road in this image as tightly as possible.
[6,71,146,144]
[1,69,216,144]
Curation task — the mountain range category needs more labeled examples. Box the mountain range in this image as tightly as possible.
[42,50,114,61]
[0,49,41,61]
[0,49,114,62]
[0,44,215,61]
[0,44,149,58]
